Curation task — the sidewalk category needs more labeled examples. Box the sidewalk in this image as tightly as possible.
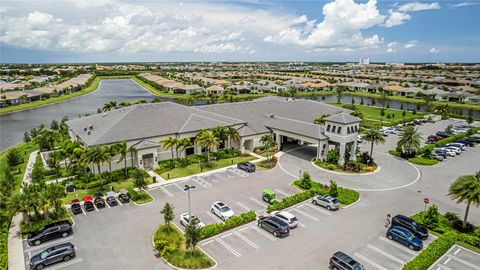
[8,214,25,270]
[22,150,38,185]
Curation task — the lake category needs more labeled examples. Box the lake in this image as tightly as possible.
[0,79,156,151]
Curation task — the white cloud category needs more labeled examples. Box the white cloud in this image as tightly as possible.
[452,2,480,7]
[430,47,440,53]
[384,10,411,27]
[264,0,385,50]
[384,2,440,28]
[398,2,441,12]
[387,42,398,53]
[404,40,418,48]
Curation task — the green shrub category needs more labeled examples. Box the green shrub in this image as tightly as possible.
[199,211,256,240]
[336,187,360,205]
[408,157,438,166]
[388,150,401,157]
[329,181,338,197]
[326,148,340,164]
[267,189,317,212]
[298,172,313,189]
[444,212,460,223]
[424,205,440,229]
[403,232,457,270]
[128,188,140,200]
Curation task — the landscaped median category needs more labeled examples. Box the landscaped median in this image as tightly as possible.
[402,206,480,270]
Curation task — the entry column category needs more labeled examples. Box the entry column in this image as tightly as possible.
[339,142,346,165]
[350,140,357,160]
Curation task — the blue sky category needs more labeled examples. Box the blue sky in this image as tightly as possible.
[1,0,479,63]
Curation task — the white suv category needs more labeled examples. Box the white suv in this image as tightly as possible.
[211,201,235,221]
[271,211,299,229]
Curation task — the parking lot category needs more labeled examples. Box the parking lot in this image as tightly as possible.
[353,233,437,270]
[197,200,335,265]
[430,245,480,270]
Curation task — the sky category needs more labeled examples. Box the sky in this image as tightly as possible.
[1,0,479,63]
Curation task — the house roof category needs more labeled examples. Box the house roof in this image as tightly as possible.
[323,113,361,124]
[264,115,327,140]
[66,102,245,146]
[132,140,161,150]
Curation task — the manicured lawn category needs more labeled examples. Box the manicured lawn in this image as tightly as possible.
[153,224,215,269]
[260,151,277,158]
[0,142,38,193]
[133,190,154,204]
[63,177,153,204]
[328,103,423,125]
[160,155,256,179]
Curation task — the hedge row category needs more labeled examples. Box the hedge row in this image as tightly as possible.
[199,211,256,240]
[267,189,319,212]
[403,232,457,270]
[408,157,439,166]
[418,127,480,156]
[0,216,10,270]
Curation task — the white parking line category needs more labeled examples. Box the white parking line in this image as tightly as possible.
[160,186,174,197]
[201,240,214,246]
[236,202,251,211]
[220,233,233,239]
[207,211,220,221]
[174,183,186,193]
[301,203,332,216]
[249,225,277,241]
[81,207,86,215]
[354,252,388,270]
[436,264,452,270]
[192,176,212,188]
[249,197,267,207]
[367,244,405,265]
[117,199,123,206]
[443,257,451,265]
[234,231,259,249]
[454,247,461,255]
[291,208,320,222]
[298,222,307,228]
[215,238,241,257]
[48,258,84,270]
[274,188,291,197]
[379,236,417,256]
[447,254,480,270]
[106,202,111,208]
[93,204,99,212]
[24,237,74,253]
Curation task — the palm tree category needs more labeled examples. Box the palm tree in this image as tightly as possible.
[10,192,31,226]
[177,138,192,157]
[396,126,422,157]
[195,129,219,164]
[45,184,66,215]
[161,137,178,161]
[363,127,386,158]
[116,141,129,178]
[314,114,331,125]
[104,145,118,183]
[48,151,63,184]
[259,135,277,160]
[84,146,110,179]
[127,145,137,168]
[225,127,240,149]
[335,85,347,103]
[213,126,227,149]
[448,171,480,229]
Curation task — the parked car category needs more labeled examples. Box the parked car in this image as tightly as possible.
[386,226,423,250]
[237,162,256,172]
[440,148,457,157]
[444,146,461,155]
[329,251,365,270]
[270,211,299,229]
[467,136,480,143]
[391,215,429,240]
[312,195,339,211]
[118,189,130,203]
[257,216,290,237]
[211,201,235,221]
[27,221,73,246]
[94,192,106,208]
[29,242,75,270]
[83,196,95,211]
[427,135,442,143]
[455,138,476,146]
[106,191,118,206]
[179,213,205,229]
[436,131,452,138]
[432,148,447,158]
[70,199,82,215]
[445,143,465,151]
[432,154,444,161]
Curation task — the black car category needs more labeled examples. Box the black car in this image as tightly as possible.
[467,136,480,143]
[329,251,364,270]
[237,162,256,172]
[70,200,82,215]
[29,242,75,270]
[436,131,452,138]
[391,214,429,240]
[118,193,130,203]
[257,216,289,237]
[27,221,73,246]
[94,197,106,208]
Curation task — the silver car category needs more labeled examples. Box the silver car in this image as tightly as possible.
[312,195,339,211]
[271,211,299,229]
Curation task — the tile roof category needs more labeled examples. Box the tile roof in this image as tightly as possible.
[323,113,361,124]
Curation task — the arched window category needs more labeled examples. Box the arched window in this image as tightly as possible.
[337,127,342,134]
[332,126,336,133]
[347,127,351,134]
[327,125,331,132]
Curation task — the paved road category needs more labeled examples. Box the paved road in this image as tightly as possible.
[21,119,480,270]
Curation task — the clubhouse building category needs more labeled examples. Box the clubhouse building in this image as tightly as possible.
[66,97,360,170]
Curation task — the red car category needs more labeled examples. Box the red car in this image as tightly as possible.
[71,199,82,215]
[83,196,95,211]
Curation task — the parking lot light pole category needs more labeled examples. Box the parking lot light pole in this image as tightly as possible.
[184,185,196,225]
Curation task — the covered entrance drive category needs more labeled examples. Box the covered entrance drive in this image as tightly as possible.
[132,140,161,170]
